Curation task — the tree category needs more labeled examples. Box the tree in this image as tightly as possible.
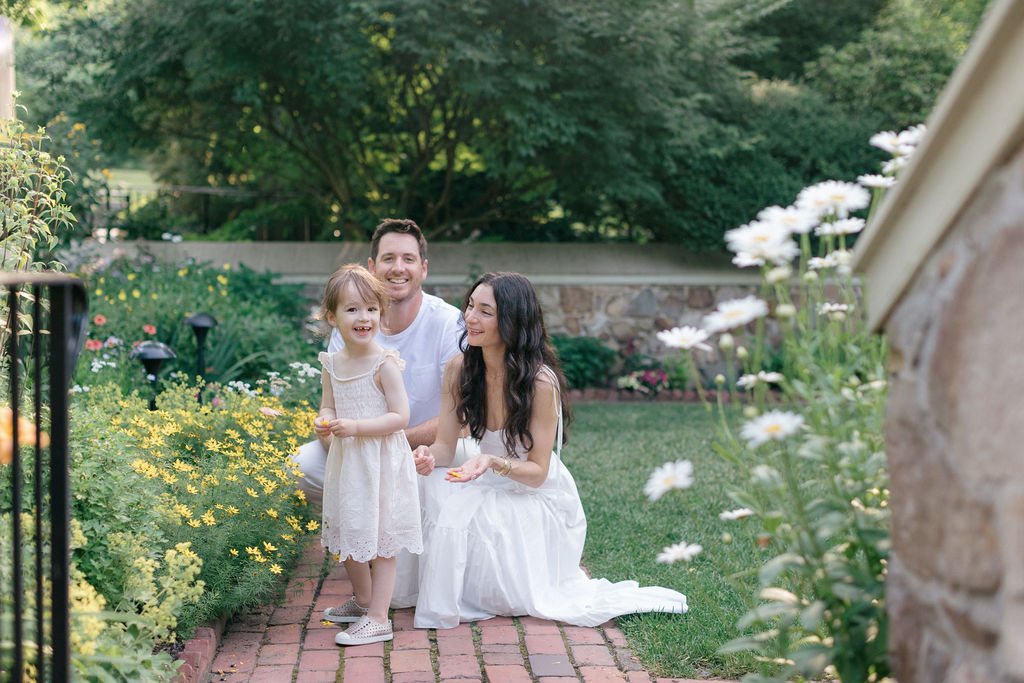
[71,0,758,243]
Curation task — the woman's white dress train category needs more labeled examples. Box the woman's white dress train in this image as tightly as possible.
[413,375,687,628]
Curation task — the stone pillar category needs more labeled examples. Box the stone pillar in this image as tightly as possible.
[0,16,13,120]
[884,142,1024,682]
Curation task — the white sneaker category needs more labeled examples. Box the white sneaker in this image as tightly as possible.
[323,596,369,623]
[334,615,393,646]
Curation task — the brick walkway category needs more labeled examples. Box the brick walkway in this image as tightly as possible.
[207,538,719,683]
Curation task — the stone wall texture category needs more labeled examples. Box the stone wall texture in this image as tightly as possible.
[884,142,1024,681]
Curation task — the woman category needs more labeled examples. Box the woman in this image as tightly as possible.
[411,272,687,629]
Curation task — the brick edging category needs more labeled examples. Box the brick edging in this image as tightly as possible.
[172,617,226,683]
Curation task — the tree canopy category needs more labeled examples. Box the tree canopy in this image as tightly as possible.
[11,0,992,246]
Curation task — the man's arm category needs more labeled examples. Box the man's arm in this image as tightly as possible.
[404,415,438,449]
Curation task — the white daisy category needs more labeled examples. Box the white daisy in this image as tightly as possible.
[702,296,770,333]
[881,156,909,175]
[719,508,754,521]
[820,302,853,320]
[869,130,901,155]
[732,252,765,268]
[724,221,799,265]
[897,124,927,148]
[656,326,711,352]
[740,410,804,448]
[656,541,703,564]
[857,174,896,189]
[807,255,836,270]
[757,205,818,235]
[644,460,695,501]
[737,371,784,388]
[796,180,871,219]
[815,217,865,236]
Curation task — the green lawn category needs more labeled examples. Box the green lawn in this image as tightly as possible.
[562,402,760,680]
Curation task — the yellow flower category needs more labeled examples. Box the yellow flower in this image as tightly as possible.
[226,505,240,515]
[217,274,228,286]
[306,520,319,532]
[127,273,136,281]
[281,534,295,542]
[229,548,239,556]
[94,288,103,296]
[221,289,228,297]
[186,519,202,528]
[246,487,259,498]
[269,564,282,575]
[266,508,278,519]
[173,459,194,472]
[132,289,141,298]
[201,510,217,526]
[178,268,188,277]
[263,541,278,552]
[223,263,231,270]
[117,291,127,301]
[174,504,192,518]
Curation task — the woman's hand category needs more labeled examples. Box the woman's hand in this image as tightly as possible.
[445,453,493,482]
[412,445,435,476]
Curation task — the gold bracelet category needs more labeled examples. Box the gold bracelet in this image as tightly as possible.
[500,456,513,477]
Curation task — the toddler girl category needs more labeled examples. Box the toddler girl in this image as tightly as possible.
[314,264,421,645]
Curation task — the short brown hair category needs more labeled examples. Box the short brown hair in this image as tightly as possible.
[321,264,390,319]
[370,218,427,262]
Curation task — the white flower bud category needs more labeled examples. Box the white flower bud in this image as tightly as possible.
[736,346,749,361]
[714,374,726,386]
[803,271,819,283]
[718,333,734,351]
[743,405,760,419]
[766,265,792,284]
[775,303,797,319]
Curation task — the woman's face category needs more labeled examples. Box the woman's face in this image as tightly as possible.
[463,283,502,349]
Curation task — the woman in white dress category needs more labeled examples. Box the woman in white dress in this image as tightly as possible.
[411,272,687,629]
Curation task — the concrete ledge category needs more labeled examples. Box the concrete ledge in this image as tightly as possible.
[79,240,755,286]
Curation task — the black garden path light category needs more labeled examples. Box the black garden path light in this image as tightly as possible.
[184,312,217,404]
[129,340,176,410]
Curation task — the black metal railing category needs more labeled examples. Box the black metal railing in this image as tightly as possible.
[1,272,87,683]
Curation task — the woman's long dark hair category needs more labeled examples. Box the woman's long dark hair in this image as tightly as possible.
[456,272,571,456]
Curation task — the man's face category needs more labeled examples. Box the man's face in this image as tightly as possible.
[368,232,427,304]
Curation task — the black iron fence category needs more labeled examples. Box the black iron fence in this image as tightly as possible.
[1,272,87,682]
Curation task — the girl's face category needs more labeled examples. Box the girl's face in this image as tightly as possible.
[463,284,502,349]
[327,282,381,348]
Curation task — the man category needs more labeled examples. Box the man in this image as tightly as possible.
[290,217,471,612]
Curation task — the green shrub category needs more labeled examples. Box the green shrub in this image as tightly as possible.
[550,334,616,389]
[60,249,320,396]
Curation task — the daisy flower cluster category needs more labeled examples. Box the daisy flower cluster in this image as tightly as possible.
[643,127,903,680]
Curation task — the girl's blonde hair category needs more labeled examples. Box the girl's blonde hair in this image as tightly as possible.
[321,264,390,320]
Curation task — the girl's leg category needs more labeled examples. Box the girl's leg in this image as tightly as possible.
[343,557,372,608]
[368,556,397,623]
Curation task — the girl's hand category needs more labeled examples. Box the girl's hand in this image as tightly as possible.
[445,453,491,482]
[313,417,332,438]
[331,418,359,439]
[412,446,435,476]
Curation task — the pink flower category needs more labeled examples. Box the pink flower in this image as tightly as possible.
[93,314,107,326]
[85,339,103,351]
[143,324,157,335]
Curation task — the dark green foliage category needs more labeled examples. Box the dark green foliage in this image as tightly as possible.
[550,334,617,389]
[733,0,888,81]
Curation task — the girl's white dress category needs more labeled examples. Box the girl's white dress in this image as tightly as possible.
[413,368,687,629]
[319,348,422,562]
